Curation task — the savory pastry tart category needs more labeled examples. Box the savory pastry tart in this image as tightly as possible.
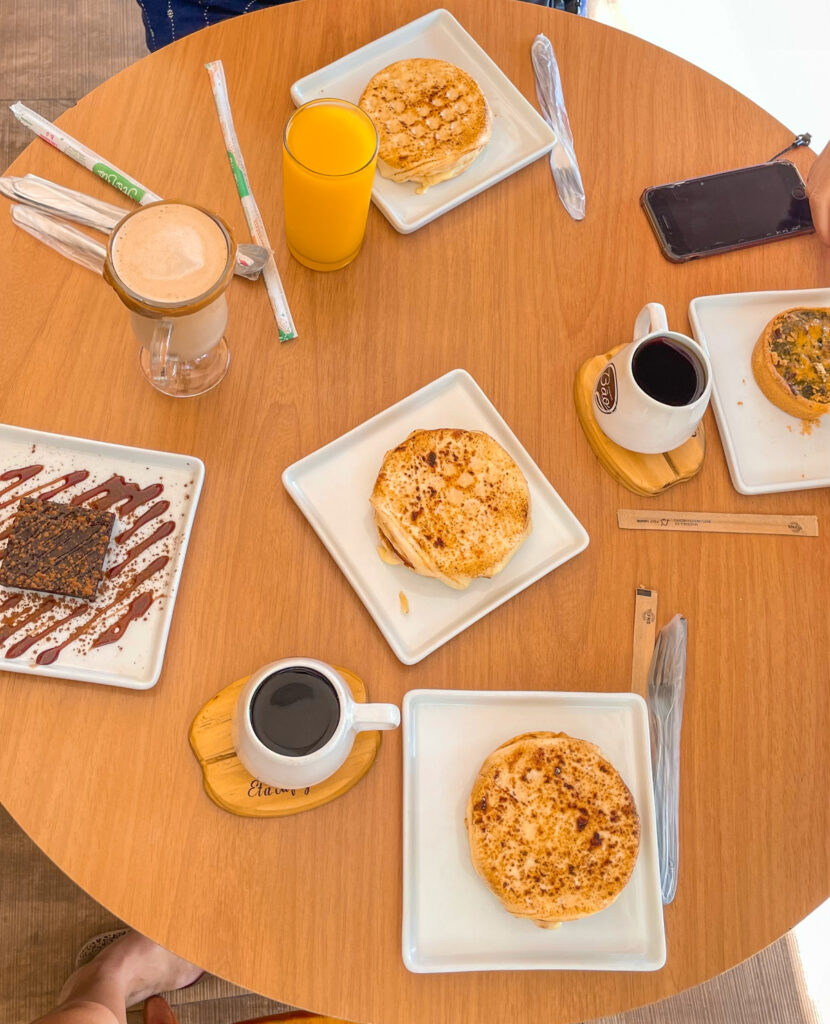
[370,428,530,590]
[751,307,830,420]
[466,732,640,927]
[358,58,492,193]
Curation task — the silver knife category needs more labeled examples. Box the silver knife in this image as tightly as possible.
[646,613,687,904]
[531,33,586,220]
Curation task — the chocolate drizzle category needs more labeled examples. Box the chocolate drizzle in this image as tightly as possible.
[115,501,170,545]
[70,475,164,514]
[0,598,56,644]
[0,466,43,499]
[36,557,168,666]
[0,470,90,511]
[92,591,155,649]
[0,463,176,665]
[107,522,175,578]
[39,471,91,502]
[6,604,88,660]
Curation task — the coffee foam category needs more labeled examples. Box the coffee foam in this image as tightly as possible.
[112,204,229,304]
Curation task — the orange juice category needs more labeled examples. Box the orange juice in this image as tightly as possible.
[282,99,379,271]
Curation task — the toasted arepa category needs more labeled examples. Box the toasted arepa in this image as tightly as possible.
[359,58,492,193]
[751,307,830,420]
[465,732,640,926]
[370,428,530,590]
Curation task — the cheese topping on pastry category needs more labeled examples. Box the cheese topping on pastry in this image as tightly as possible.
[767,309,830,405]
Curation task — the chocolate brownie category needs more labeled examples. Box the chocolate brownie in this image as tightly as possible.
[0,498,115,600]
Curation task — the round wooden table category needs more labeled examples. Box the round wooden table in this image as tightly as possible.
[1,1,828,1021]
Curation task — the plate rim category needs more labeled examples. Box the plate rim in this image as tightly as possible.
[688,286,830,495]
[289,7,555,234]
[281,368,589,665]
[400,688,666,973]
[0,421,205,689]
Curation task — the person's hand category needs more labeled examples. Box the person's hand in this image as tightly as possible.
[807,140,830,246]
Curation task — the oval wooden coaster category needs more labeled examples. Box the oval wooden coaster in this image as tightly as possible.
[188,667,381,818]
[574,344,706,496]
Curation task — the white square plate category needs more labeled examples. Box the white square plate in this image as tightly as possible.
[0,424,204,689]
[281,369,588,665]
[689,287,830,494]
[290,8,555,234]
[402,689,666,973]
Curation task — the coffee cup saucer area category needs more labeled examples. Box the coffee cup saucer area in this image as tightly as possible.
[233,658,400,790]
[592,302,712,455]
[572,302,710,497]
[188,661,398,817]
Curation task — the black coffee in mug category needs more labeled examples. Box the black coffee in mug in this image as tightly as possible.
[632,337,703,407]
[250,667,340,757]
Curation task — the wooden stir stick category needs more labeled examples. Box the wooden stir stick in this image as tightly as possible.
[618,510,818,537]
[631,586,658,699]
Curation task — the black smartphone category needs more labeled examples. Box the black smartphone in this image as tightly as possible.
[641,161,814,263]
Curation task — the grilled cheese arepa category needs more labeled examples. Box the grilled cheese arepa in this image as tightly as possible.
[370,428,531,589]
[358,59,492,193]
[751,307,830,420]
[466,732,640,927]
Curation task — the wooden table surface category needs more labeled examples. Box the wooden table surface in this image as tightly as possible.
[1,1,828,1021]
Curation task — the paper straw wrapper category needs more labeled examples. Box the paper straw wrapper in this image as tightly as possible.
[205,61,297,341]
[11,102,162,205]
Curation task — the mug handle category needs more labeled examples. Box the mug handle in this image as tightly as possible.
[633,302,669,342]
[353,703,400,732]
[150,319,173,387]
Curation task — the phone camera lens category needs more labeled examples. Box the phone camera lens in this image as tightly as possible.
[792,186,807,200]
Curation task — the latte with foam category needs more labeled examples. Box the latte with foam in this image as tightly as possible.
[112,203,229,304]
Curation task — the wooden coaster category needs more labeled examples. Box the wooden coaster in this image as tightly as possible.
[574,344,706,496]
[189,667,381,818]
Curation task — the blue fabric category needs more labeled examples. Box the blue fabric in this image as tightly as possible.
[135,0,296,51]
[521,0,584,9]
[136,0,582,52]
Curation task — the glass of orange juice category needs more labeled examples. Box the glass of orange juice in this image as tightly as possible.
[282,98,379,272]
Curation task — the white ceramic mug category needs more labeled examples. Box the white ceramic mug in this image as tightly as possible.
[592,302,712,454]
[232,658,400,789]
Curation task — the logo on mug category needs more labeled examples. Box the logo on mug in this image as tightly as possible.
[594,364,618,414]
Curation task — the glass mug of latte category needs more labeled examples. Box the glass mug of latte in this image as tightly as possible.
[233,658,400,789]
[103,201,235,398]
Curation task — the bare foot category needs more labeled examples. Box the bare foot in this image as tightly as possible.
[58,931,203,1008]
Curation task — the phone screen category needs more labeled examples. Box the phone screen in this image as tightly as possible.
[642,161,814,261]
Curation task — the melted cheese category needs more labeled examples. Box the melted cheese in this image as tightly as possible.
[769,309,830,405]
[377,148,484,193]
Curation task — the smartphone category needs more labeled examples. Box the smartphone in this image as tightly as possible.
[641,161,814,263]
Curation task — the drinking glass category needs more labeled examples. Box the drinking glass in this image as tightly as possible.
[282,99,379,271]
[103,201,235,398]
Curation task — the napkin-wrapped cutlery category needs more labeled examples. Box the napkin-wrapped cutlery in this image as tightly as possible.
[10,203,108,274]
[647,613,687,904]
[0,172,268,279]
[530,33,586,220]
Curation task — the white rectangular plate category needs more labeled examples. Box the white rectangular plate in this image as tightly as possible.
[402,689,666,973]
[689,287,830,494]
[282,369,588,665]
[290,9,555,234]
[0,424,204,689]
